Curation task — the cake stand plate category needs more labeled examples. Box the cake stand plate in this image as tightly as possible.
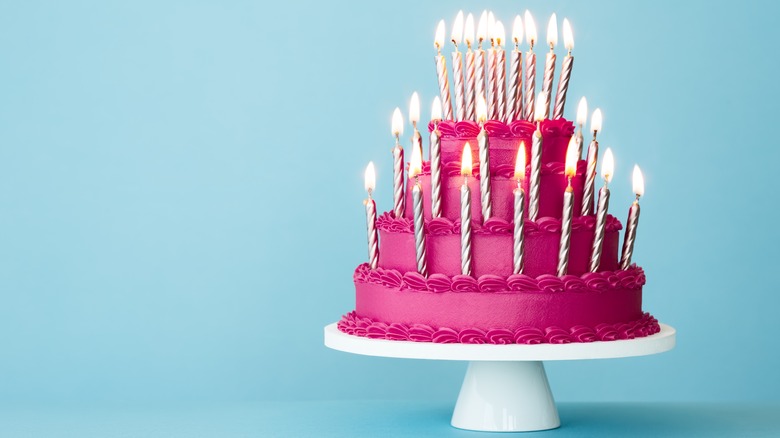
[324,322,675,432]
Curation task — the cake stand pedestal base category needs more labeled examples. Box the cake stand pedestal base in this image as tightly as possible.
[324,322,675,432]
[452,360,558,431]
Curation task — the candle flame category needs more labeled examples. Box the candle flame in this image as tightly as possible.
[477,10,488,43]
[512,15,524,45]
[409,140,423,178]
[434,20,446,50]
[514,141,527,181]
[488,11,496,43]
[494,21,505,47]
[476,95,487,123]
[576,97,588,126]
[534,92,547,122]
[632,165,644,197]
[461,143,473,176]
[563,18,574,51]
[365,161,376,192]
[409,92,420,124]
[392,107,404,137]
[524,10,537,46]
[431,96,442,121]
[591,108,603,133]
[464,13,475,47]
[602,148,614,183]
[547,13,558,47]
[451,10,464,45]
[565,135,578,177]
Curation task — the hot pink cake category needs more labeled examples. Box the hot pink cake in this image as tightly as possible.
[337,12,660,345]
[338,119,659,344]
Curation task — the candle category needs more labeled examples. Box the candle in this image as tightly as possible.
[460,143,473,276]
[552,18,574,120]
[507,15,523,123]
[582,108,602,215]
[575,97,587,159]
[620,165,644,270]
[434,20,454,121]
[494,21,507,123]
[430,96,443,218]
[364,162,379,270]
[541,14,558,119]
[391,107,405,218]
[522,10,537,122]
[513,142,526,274]
[451,10,466,121]
[475,11,488,117]
[589,148,614,272]
[464,13,476,121]
[476,96,492,221]
[409,142,428,276]
[409,92,422,159]
[486,15,497,120]
[557,140,578,276]
[528,92,546,221]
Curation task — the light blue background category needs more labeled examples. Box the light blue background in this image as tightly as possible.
[0,0,776,409]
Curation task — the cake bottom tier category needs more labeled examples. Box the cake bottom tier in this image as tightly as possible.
[339,263,660,345]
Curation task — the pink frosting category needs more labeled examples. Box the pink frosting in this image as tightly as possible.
[377,212,622,278]
[351,262,646,332]
[338,311,661,345]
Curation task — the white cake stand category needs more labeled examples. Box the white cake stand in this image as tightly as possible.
[324,322,675,432]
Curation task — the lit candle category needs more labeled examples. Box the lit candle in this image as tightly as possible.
[475,11,488,117]
[582,108,602,215]
[528,92,546,220]
[460,143,473,276]
[434,20,454,121]
[451,11,466,121]
[409,92,422,158]
[620,165,644,270]
[541,14,558,119]
[464,13,476,121]
[364,162,379,270]
[409,142,428,277]
[552,18,574,120]
[522,10,537,122]
[391,107,405,218]
[486,12,498,120]
[507,15,523,123]
[513,142,526,274]
[574,97,587,159]
[494,21,507,123]
[430,96,443,218]
[557,139,578,276]
[476,96,492,221]
[589,148,614,272]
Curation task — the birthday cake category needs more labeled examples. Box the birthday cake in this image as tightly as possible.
[337,11,660,344]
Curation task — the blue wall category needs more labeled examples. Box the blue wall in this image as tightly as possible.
[0,0,776,404]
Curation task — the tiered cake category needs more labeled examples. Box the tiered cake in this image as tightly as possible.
[338,11,660,344]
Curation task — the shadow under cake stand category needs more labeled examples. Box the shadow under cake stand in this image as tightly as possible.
[324,322,675,432]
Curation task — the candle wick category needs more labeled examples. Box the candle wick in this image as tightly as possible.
[530,40,534,50]
[367,189,373,199]
[568,49,572,56]
[452,40,458,49]
[592,130,598,141]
